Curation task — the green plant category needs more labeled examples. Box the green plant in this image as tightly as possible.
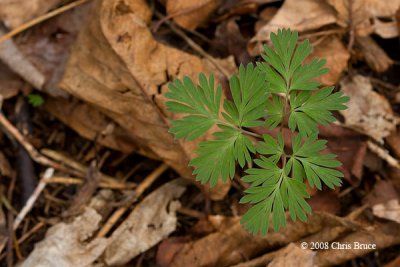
[165,29,349,235]
[27,93,44,107]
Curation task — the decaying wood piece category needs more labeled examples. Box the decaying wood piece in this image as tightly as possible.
[59,0,236,178]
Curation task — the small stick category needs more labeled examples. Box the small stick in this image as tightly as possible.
[46,176,137,189]
[0,0,91,44]
[41,149,129,187]
[367,140,400,169]
[17,221,45,245]
[13,168,54,231]
[0,113,67,172]
[96,163,169,237]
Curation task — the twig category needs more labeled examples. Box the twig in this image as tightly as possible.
[17,222,45,245]
[46,176,136,189]
[0,0,91,44]
[41,149,132,188]
[96,163,169,237]
[347,0,355,52]
[13,168,54,231]
[367,140,400,169]
[0,113,67,172]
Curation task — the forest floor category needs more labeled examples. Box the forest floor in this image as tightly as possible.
[1,0,400,266]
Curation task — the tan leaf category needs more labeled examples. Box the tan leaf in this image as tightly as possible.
[309,36,349,85]
[339,75,398,141]
[104,179,187,265]
[170,213,330,267]
[0,0,62,29]
[372,199,400,224]
[59,0,236,178]
[166,0,221,30]
[248,0,337,55]
[326,0,400,38]
[268,243,316,267]
[21,206,109,267]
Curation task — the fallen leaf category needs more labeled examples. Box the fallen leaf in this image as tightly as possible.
[386,129,400,159]
[339,75,398,141]
[21,207,109,267]
[169,213,335,267]
[385,255,400,267]
[0,63,23,99]
[166,0,222,30]
[308,190,341,215]
[0,151,12,177]
[308,36,349,85]
[14,2,91,96]
[365,180,399,206]
[268,243,316,267]
[156,236,191,267]
[355,36,393,73]
[254,7,278,32]
[104,179,187,266]
[0,0,62,29]
[209,18,251,65]
[44,98,138,154]
[373,199,400,224]
[60,0,236,179]
[0,28,45,89]
[326,0,400,38]
[248,0,336,55]
[315,222,400,266]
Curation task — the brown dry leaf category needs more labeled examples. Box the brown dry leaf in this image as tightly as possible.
[0,28,45,89]
[386,129,400,159]
[0,151,12,177]
[315,223,400,266]
[268,243,316,267]
[166,0,222,30]
[372,199,400,224]
[60,0,236,178]
[104,179,187,265]
[21,190,113,266]
[355,36,393,73]
[308,36,349,85]
[169,213,336,267]
[14,2,91,96]
[326,0,400,38]
[105,179,186,266]
[365,180,399,206]
[339,75,398,141]
[308,190,341,215]
[210,18,251,65]
[157,236,191,267]
[21,207,108,267]
[44,98,138,154]
[0,63,23,99]
[0,206,6,254]
[255,7,278,32]
[248,0,337,55]
[0,0,62,29]
[386,255,400,267]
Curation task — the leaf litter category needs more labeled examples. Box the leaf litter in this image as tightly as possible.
[0,0,400,266]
